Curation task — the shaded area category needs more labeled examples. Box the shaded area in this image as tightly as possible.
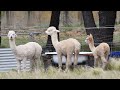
[45,11,60,52]
[82,11,117,49]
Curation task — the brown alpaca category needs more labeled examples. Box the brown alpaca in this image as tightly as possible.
[85,34,110,69]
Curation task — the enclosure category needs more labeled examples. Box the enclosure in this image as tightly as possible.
[0,11,120,79]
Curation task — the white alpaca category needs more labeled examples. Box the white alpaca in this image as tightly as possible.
[45,26,81,72]
[85,34,110,69]
[7,31,42,73]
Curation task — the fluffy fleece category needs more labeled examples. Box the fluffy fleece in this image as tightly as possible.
[45,26,81,72]
[85,34,110,69]
[8,31,42,73]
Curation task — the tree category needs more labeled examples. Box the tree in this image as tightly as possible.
[27,11,32,26]
[82,11,98,43]
[99,11,116,44]
[45,11,60,52]
[63,11,70,26]
[6,11,12,27]
[78,11,83,26]
[82,11,117,47]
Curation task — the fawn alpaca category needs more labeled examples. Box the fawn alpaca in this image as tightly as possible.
[85,34,110,68]
[45,26,81,72]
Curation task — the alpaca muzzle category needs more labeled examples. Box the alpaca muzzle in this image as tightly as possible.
[10,36,13,40]
[85,40,88,43]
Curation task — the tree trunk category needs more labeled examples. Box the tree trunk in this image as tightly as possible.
[27,11,31,26]
[45,11,60,52]
[63,11,70,26]
[82,11,97,34]
[99,11,116,44]
[78,11,83,26]
[116,11,120,24]
[0,11,1,46]
[6,11,11,27]
[82,11,99,43]
[82,11,117,49]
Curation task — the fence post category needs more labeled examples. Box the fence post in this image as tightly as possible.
[29,32,35,42]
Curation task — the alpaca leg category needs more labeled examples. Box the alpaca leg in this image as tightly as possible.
[35,58,40,71]
[23,58,27,72]
[101,56,107,69]
[94,56,98,67]
[98,58,102,68]
[58,54,62,72]
[17,60,21,73]
[105,53,109,61]
[30,59,34,72]
[74,52,79,68]
[65,54,72,73]
[95,57,100,67]
[106,48,110,61]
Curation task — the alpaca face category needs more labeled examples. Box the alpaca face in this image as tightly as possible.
[45,26,60,35]
[7,31,17,40]
[85,35,90,44]
[85,34,93,44]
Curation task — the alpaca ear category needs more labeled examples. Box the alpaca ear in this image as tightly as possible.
[56,30,60,32]
[15,34,17,37]
[90,34,92,37]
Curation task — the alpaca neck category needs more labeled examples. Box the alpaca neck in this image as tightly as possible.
[9,39,17,54]
[88,40,96,52]
[51,33,59,48]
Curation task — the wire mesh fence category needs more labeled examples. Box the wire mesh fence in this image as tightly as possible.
[0,26,120,52]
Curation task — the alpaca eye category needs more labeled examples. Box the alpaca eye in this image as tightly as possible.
[48,30,51,33]
[13,34,15,36]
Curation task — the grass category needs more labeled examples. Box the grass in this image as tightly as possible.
[1,27,120,51]
[1,29,120,51]
[105,58,120,70]
[0,58,120,79]
[0,34,47,48]
[0,29,90,51]
[0,27,120,79]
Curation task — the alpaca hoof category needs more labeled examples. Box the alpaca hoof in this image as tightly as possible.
[58,68,62,72]
[74,65,78,69]
[64,69,69,73]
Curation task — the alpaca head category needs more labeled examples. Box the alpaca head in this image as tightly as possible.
[7,31,17,40]
[45,26,60,35]
[85,34,94,44]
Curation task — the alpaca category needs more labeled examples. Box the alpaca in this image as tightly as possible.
[45,26,81,72]
[7,31,42,73]
[85,34,110,69]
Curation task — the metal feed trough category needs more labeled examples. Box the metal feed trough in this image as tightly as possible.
[0,48,30,72]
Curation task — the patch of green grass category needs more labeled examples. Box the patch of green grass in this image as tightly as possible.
[1,34,47,48]
[105,58,120,71]
[0,58,120,79]
[1,27,120,51]
[91,68,104,75]
[1,37,9,48]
